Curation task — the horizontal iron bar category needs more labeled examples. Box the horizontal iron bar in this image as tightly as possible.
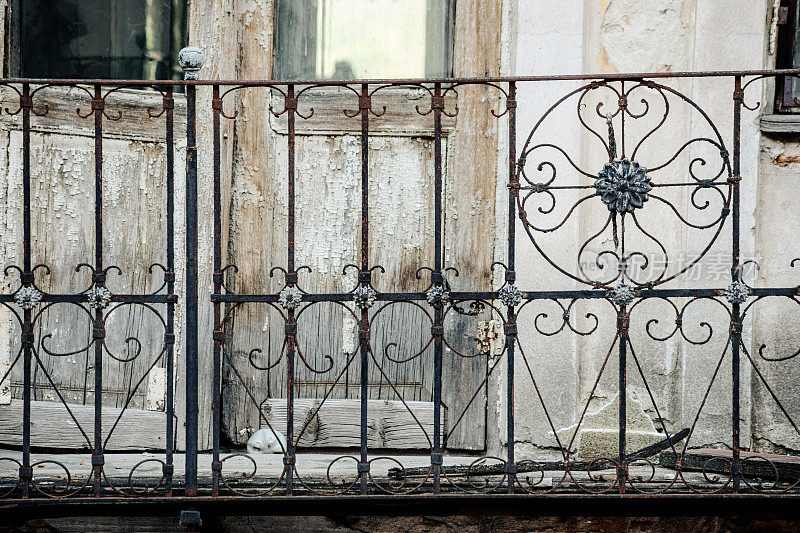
[2,494,800,520]
[0,294,177,304]
[212,287,797,303]
[1,68,799,86]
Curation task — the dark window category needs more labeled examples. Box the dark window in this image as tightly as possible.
[776,0,800,111]
[8,0,187,80]
[274,0,456,80]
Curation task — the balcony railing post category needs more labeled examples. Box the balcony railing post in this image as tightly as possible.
[164,85,176,496]
[358,82,371,495]
[179,46,204,497]
[431,82,444,493]
[91,82,105,497]
[19,82,32,499]
[505,81,517,494]
[731,75,744,493]
[285,83,297,495]
[211,83,223,497]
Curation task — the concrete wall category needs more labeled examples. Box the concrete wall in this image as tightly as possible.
[489,0,800,461]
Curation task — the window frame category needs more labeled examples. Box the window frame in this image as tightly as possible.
[775,0,800,112]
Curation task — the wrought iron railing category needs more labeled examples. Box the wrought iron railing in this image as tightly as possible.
[2,47,800,510]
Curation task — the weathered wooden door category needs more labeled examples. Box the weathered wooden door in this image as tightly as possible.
[220,85,495,452]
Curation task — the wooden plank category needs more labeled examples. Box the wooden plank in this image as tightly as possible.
[439,0,504,451]
[0,399,168,450]
[270,87,457,136]
[262,398,445,449]
[0,85,187,142]
[659,448,800,481]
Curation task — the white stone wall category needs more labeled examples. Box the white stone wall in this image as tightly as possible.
[490,0,794,459]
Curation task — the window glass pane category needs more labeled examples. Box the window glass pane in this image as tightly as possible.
[13,0,186,79]
[275,0,455,79]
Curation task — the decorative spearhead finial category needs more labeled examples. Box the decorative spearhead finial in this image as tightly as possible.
[178,47,204,80]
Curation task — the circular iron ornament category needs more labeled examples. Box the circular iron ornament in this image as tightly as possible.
[14,286,42,310]
[278,285,303,310]
[595,159,652,214]
[86,285,112,310]
[722,280,750,304]
[426,285,450,309]
[608,283,636,307]
[498,284,523,307]
[353,285,377,310]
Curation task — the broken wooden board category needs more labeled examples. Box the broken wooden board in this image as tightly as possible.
[659,448,800,481]
[0,399,169,450]
[262,398,444,449]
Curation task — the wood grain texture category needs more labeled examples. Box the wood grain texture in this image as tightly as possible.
[0,399,168,450]
[0,86,187,142]
[271,87,457,136]
[439,0,503,450]
[262,398,444,449]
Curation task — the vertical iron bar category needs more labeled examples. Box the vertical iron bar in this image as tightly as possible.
[19,83,32,498]
[358,83,370,494]
[505,82,517,494]
[617,308,628,494]
[431,83,444,493]
[92,84,105,497]
[164,86,175,496]
[184,79,199,497]
[731,75,743,493]
[211,84,223,496]
[285,84,297,495]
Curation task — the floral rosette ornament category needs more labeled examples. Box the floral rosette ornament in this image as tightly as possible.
[595,159,652,214]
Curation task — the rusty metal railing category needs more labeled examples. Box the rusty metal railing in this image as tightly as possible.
[1,47,800,518]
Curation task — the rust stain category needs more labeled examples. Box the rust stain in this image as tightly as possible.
[774,154,800,166]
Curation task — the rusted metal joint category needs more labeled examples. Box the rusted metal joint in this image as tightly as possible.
[730,320,743,335]
[20,272,34,284]
[213,272,224,285]
[211,97,223,111]
[91,98,105,111]
[91,454,105,467]
[21,331,34,345]
[162,97,175,110]
[92,272,106,284]
[283,455,296,466]
[357,462,370,473]
[517,208,527,219]
[430,452,443,466]
[617,313,630,331]
[721,206,731,216]
[93,327,105,339]
[19,95,33,109]
[358,329,369,342]
[162,463,174,476]
[164,271,176,283]
[431,325,444,337]
[590,81,601,89]
[431,271,444,285]
[213,329,224,343]
[727,174,742,184]
[358,270,371,284]
[211,460,222,472]
[505,463,518,475]
[506,97,517,109]
[285,323,297,336]
[504,323,517,337]
[285,271,298,285]
[733,87,745,102]
[284,96,298,111]
[358,95,371,110]
[18,465,32,480]
[505,270,516,283]
[618,95,628,109]
[675,317,682,328]
[531,183,547,193]
[164,333,176,345]
[431,94,445,111]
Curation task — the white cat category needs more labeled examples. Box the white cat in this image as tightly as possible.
[246,428,287,454]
